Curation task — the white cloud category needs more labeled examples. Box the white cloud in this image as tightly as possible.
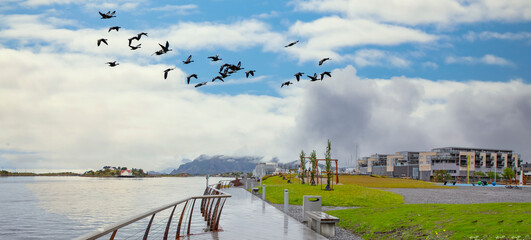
[422,61,438,69]
[464,31,531,41]
[21,0,143,10]
[2,46,530,171]
[446,54,513,66]
[286,16,436,62]
[150,4,198,15]
[0,48,296,171]
[291,0,531,25]
[0,14,286,60]
[349,49,411,68]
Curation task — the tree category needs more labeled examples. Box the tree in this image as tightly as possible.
[486,171,501,180]
[502,167,515,180]
[324,139,332,190]
[299,150,306,184]
[309,150,317,185]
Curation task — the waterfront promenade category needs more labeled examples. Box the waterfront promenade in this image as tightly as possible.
[187,187,327,240]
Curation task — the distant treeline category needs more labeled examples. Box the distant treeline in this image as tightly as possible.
[0,170,80,176]
[82,168,147,177]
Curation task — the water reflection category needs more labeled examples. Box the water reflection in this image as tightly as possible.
[0,176,230,239]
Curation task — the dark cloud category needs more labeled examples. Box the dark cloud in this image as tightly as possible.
[289,66,531,165]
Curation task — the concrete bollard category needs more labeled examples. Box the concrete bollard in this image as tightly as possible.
[262,184,266,200]
[284,189,289,212]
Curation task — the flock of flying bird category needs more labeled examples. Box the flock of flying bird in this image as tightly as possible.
[96,11,332,88]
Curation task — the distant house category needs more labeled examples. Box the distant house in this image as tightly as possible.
[120,170,133,177]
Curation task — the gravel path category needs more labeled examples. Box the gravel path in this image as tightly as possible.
[384,186,531,204]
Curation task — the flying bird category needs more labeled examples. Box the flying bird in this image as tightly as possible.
[129,43,141,50]
[163,68,174,79]
[108,26,120,32]
[99,11,116,19]
[183,55,194,64]
[318,57,330,66]
[137,32,148,39]
[245,70,256,78]
[106,61,119,67]
[219,70,230,78]
[284,40,299,47]
[294,72,304,82]
[308,73,319,81]
[208,55,222,62]
[186,74,198,84]
[97,38,108,46]
[195,82,207,88]
[212,76,224,82]
[128,36,139,46]
[281,81,293,88]
[219,63,231,73]
[158,41,172,53]
[153,49,165,56]
[320,71,331,80]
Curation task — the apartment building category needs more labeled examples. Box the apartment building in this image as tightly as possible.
[357,147,523,181]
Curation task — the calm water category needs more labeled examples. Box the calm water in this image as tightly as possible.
[0,176,230,239]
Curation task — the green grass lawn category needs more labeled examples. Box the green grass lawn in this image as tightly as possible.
[327,203,531,239]
[339,175,455,189]
[260,176,404,207]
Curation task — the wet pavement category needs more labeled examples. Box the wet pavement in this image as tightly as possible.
[184,187,327,240]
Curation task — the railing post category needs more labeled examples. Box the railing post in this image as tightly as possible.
[187,199,196,235]
[175,200,189,239]
[284,189,289,213]
[142,213,156,240]
[163,205,178,240]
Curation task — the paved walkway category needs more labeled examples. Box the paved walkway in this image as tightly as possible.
[185,187,327,240]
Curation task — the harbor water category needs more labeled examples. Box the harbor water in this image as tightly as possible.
[0,176,230,239]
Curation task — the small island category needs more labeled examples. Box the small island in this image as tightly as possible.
[82,166,147,177]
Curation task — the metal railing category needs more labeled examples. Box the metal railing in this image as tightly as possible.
[77,183,232,240]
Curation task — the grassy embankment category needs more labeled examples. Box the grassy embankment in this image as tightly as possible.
[259,175,531,239]
[329,203,531,239]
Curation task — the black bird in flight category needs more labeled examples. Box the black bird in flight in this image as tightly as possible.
[158,41,172,53]
[294,72,304,82]
[284,40,299,47]
[187,74,198,84]
[183,55,194,64]
[97,38,108,46]
[108,26,120,32]
[281,81,293,88]
[219,70,230,78]
[208,55,222,61]
[106,61,119,67]
[128,36,139,46]
[99,11,116,19]
[212,76,224,82]
[153,50,165,56]
[308,73,319,81]
[219,63,231,73]
[137,32,148,39]
[129,43,141,50]
[245,70,256,78]
[195,82,207,88]
[320,71,331,80]
[319,57,330,66]
[163,68,174,79]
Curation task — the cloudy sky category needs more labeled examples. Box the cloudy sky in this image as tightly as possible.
[1,0,530,172]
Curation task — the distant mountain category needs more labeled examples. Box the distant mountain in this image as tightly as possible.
[170,155,263,175]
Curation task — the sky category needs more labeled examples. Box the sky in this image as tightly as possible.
[0,0,530,172]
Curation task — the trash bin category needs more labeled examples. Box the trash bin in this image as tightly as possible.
[303,195,322,222]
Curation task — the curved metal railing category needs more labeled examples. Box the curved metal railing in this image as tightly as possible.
[76,183,231,240]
